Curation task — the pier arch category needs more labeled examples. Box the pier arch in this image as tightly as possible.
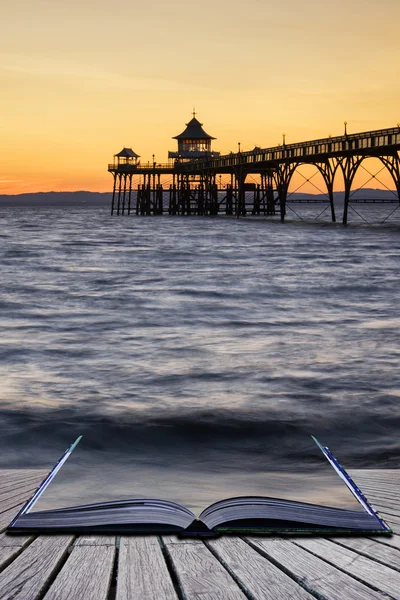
[339,154,400,224]
[283,160,341,223]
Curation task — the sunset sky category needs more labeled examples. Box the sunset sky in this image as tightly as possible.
[1,0,399,194]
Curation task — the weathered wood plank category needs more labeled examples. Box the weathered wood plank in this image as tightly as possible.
[365,490,400,504]
[164,538,247,600]
[0,546,28,573]
[358,478,400,487]
[247,537,386,600]
[0,535,74,600]
[351,470,400,480]
[43,544,115,600]
[364,495,400,505]
[368,533,400,551]
[0,482,41,501]
[349,475,399,486]
[359,478,400,486]
[116,536,178,600]
[361,496,400,512]
[364,490,400,500]
[364,492,400,506]
[384,521,400,534]
[354,475,400,484]
[0,469,46,480]
[0,482,41,505]
[295,537,400,599]
[353,482,399,494]
[0,474,43,489]
[359,486,400,499]
[0,503,28,532]
[365,499,400,516]
[350,474,400,495]
[0,489,39,515]
[0,471,46,489]
[0,532,33,548]
[351,469,400,476]
[0,481,42,500]
[352,484,400,497]
[331,537,400,572]
[75,535,116,546]
[162,535,200,545]
[363,491,399,505]
[360,498,399,513]
[359,495,400,521]
[207,536,314,599]
[373,511,400,526]
[0,534,34,572]
[360,479,400,485]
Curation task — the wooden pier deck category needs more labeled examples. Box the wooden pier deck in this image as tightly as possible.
[0,469,399,599]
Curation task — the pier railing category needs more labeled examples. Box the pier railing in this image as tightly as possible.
[182,126,400,171]
[108,127,400,175]
[108,163,174,171]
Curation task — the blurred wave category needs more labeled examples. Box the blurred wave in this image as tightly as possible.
[0,207,399,472]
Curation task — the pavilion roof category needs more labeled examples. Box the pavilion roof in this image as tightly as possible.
[115,147,140,158]
[173,117,215,140]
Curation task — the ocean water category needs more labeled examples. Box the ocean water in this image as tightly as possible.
[0,206,399,510]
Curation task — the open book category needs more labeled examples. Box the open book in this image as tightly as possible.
[8,436,391,536]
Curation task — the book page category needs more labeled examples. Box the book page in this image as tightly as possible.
[29,437,365,516]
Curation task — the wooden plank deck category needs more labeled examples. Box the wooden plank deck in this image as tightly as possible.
[0,469,399,599]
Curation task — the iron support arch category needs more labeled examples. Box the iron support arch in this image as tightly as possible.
[378,153,400,202]
[272,163,298,222]
[314,159,341,223]
[337,155,365,224]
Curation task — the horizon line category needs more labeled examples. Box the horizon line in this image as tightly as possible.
[0,187,397,197]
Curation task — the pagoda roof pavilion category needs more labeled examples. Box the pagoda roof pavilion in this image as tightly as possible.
[173,117,215,140]
[115,147,140,158]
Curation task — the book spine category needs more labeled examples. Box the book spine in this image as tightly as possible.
[8,436,83,528]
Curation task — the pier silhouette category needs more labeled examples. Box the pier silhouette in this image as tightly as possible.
[108,116,400,224]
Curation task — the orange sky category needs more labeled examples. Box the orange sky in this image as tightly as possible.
[1,0,399,195]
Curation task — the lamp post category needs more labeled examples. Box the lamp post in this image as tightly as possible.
[344,121,348,136]
[238,142,241,154]
[152,154,155,168]
[282,133,286,145]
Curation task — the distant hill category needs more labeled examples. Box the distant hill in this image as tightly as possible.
[0,191,112,208]
[0,189,396,208]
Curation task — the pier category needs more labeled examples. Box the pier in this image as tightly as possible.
[1,469,400,598]
[108,116,400,224]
